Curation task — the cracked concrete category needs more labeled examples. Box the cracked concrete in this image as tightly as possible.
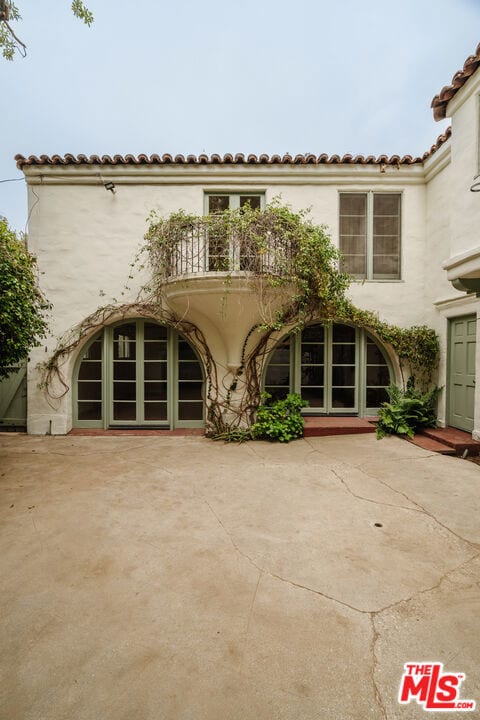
[1,432,479,719]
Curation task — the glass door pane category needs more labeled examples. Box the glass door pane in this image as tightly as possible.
[331,324,356,410]
[239,196,262,270]
[77,338,103,421]
[208,195,230,271]
[113,323,137,421]
[177,339,203,420]
[365,339,390,409]
[300,325,325,409]
[144,323,168,422]
[264,338,291,402]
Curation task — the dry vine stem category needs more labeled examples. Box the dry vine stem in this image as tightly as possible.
[39,202,440,436]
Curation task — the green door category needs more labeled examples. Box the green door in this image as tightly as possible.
[448,315,476,432]
[298,324,358,413]
[264,323,391,415]
[0,364,27,431]
[74,320,205,429]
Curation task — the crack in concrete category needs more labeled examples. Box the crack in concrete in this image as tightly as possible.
[352,463,480,551]
[298,441,480,564]
[202,491,480,615]
[329,465,421,514]
[243,443,265,460]
[304,439,480,551]
[241,566,263,670]
[375,551,480,616]
[304,436,438,462]
[370,614,388,720]
[202,490,480,719]
[1,443,165,458]
[132,459,175,475]
[245,568,262,639]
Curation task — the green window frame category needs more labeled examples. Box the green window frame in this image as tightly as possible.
[339,192,402,280]
[73,320,205,429]
[204,192,265,215]
[263,324,392,416]
[204,192,265,272]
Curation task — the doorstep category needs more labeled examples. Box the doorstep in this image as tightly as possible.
[68,428,205,437]
[303,417,377,438]
[408,427,480,456]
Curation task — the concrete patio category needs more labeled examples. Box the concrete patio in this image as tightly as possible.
[1,432,479,719]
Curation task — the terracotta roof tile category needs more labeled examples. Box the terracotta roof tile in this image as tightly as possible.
[431,42,480,120]
[14,129,451,171]
[422,126,452,158]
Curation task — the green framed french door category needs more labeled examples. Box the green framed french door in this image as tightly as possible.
[74,320,204,429]
[264,323,391,415]
[296,324,359,413]
[448,315,476,432]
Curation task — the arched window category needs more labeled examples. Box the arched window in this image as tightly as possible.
[74,320,204,429]
[264,323,391,415]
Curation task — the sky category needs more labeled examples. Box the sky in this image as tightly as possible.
[1,0,479,232]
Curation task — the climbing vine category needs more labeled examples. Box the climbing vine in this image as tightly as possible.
[335,305,439,390]
[144,201,352,328]
[41,201,439,436]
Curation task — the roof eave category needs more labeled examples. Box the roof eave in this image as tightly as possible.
[431,42,480,121]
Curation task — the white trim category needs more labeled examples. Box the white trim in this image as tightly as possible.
[434,293,480,316]
[21,164,427,186]
[444,66,480,120]
[423,142,451,183]
[442,246,480,279]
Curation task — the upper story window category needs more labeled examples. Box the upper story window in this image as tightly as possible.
[339,192,401,280]
[205,192,265,271]
[206,192,264,214]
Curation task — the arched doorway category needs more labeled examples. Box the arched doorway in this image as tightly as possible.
[264,323,392,415]
[73,320,205,429]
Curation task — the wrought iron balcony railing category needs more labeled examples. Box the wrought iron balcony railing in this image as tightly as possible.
[159,223,296,279]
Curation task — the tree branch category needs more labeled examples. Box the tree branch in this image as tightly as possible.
[3,18,25,55]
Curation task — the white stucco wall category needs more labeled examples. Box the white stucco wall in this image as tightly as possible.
[447,70,480,260]
[21,161,440,433]
[264,179,428,328]
[434,67,480,437]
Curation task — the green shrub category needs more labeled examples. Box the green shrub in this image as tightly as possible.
[376,381,442,439]
[0,217,50,378]
[251,392,308,443]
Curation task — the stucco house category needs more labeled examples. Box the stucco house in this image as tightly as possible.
[2,43,480,439]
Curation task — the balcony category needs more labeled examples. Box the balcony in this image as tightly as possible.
[152,217,297,370]
[152,218,296,280]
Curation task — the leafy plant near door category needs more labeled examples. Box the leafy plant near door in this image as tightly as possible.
[250,392,308,442]
[376,380,442,439]
[144,201,440,437]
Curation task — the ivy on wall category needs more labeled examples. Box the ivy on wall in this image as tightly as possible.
[40,201,440,435]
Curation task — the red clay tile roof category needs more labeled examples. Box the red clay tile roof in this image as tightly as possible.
[422,125,452,157]
[431,43,480,120]
[15,151,422,168]
[15,129,451,170]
